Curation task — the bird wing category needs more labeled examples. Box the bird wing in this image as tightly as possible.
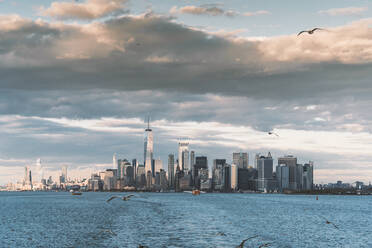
[106,196,118,202]
[297,31,307,36]
[312,28,324,32]
[127,194,135,198]
[237,235,259,248]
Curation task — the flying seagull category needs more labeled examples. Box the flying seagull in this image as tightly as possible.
[297,28,324,36]
[321,216,339,229]
[106,194,135,203]
[268,131,279,137]
[236,235,259,248]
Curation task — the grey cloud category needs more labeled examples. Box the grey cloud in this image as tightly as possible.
[0,15,371,102]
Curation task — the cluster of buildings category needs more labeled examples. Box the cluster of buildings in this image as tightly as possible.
[3,119,321,193]
[85,120,315,193]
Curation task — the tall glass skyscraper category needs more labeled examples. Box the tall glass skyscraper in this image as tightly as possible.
[178,142,189,171]
[144,118,153,175]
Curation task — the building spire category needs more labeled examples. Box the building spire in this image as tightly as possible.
[145,116,152,131]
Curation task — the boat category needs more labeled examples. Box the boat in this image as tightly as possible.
[71,191,82,195]
[192,189,200,195]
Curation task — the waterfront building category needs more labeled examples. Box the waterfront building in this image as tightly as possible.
[144,117,154,175]
[296,164,304,190]
[302,162,314,190]
[179,173,192,191]
[178,141,189,172]
[200,178,212,191]
[146,170,152,189]
[132,159,138,181]
[103,169,116,190]
[24,166,32,190]
[89,174,103,191]
[231,164,238,190]
[59,165,68,184]
[159,169,168,190]
[212,159,226,190]
[118,159,131,179]
[113,153,117,169]
[276,164,289,192]
[154,159,163,173]
[190,151,195,167]
[257,152,274,192]
[254,153,260,169]
[233,152,248,169]
[278,155,298,190]
[168,154,175,188]
[223,164,231,191]
[193,156,208,187]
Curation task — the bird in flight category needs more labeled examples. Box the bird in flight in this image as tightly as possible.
[297,28,324,36]
[106,194,135,202]
[236,235,259,248]
[268,131,279,137]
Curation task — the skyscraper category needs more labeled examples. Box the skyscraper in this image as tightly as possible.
[36,158,44,182]
[254,153,260,169]
[257,152,274,191]
[231,164,238,190]
[302,162,314,190]
[233,152,248,169]
[113,153,117,169]
[154,159,163,173]
[24,166,32,189]
[168,154,175,188]
[278,155,297,190]
[60,165,67,184]
[193,156,208,187]
[178,141,189,171]
[190,151,195,169]
[276,164,289,192]
[212,159,226,190]
[144,117,154,175]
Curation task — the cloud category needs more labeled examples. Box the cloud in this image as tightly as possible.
[170,5,270,18]
[318,6,368,16]
[243,10,271,16]
[40,0,128,20]
[0,14,371,101]
[170,5,238,17]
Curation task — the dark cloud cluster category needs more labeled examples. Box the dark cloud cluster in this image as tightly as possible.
[0,14,371,100]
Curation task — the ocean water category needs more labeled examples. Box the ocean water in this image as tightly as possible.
[0,192,371,248]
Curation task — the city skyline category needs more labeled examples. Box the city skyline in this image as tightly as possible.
[1,0,372,184]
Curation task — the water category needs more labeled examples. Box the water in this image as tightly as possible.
[0,192,371,248]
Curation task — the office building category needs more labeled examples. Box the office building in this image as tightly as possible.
[113,153,117,169]
[276,164,289,192]
[231,164,238,190]
[178,141,189,171]
[223,164,231,191]
[254,153,260,169]
[233,152,248,169]
[302,162,314,190]
[212,159,226,190]
[193,156,208,187]
[190,151,195,170]
[168,154,175,188]
[103,169,116,190]
[144,117,154,175]
[154,159,163,173]
[278,155,298,190]
[257,152,275,192]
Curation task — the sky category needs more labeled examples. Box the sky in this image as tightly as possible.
[0,0,372,185]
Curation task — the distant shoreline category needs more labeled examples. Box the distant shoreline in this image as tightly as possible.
[2,190,371,195]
